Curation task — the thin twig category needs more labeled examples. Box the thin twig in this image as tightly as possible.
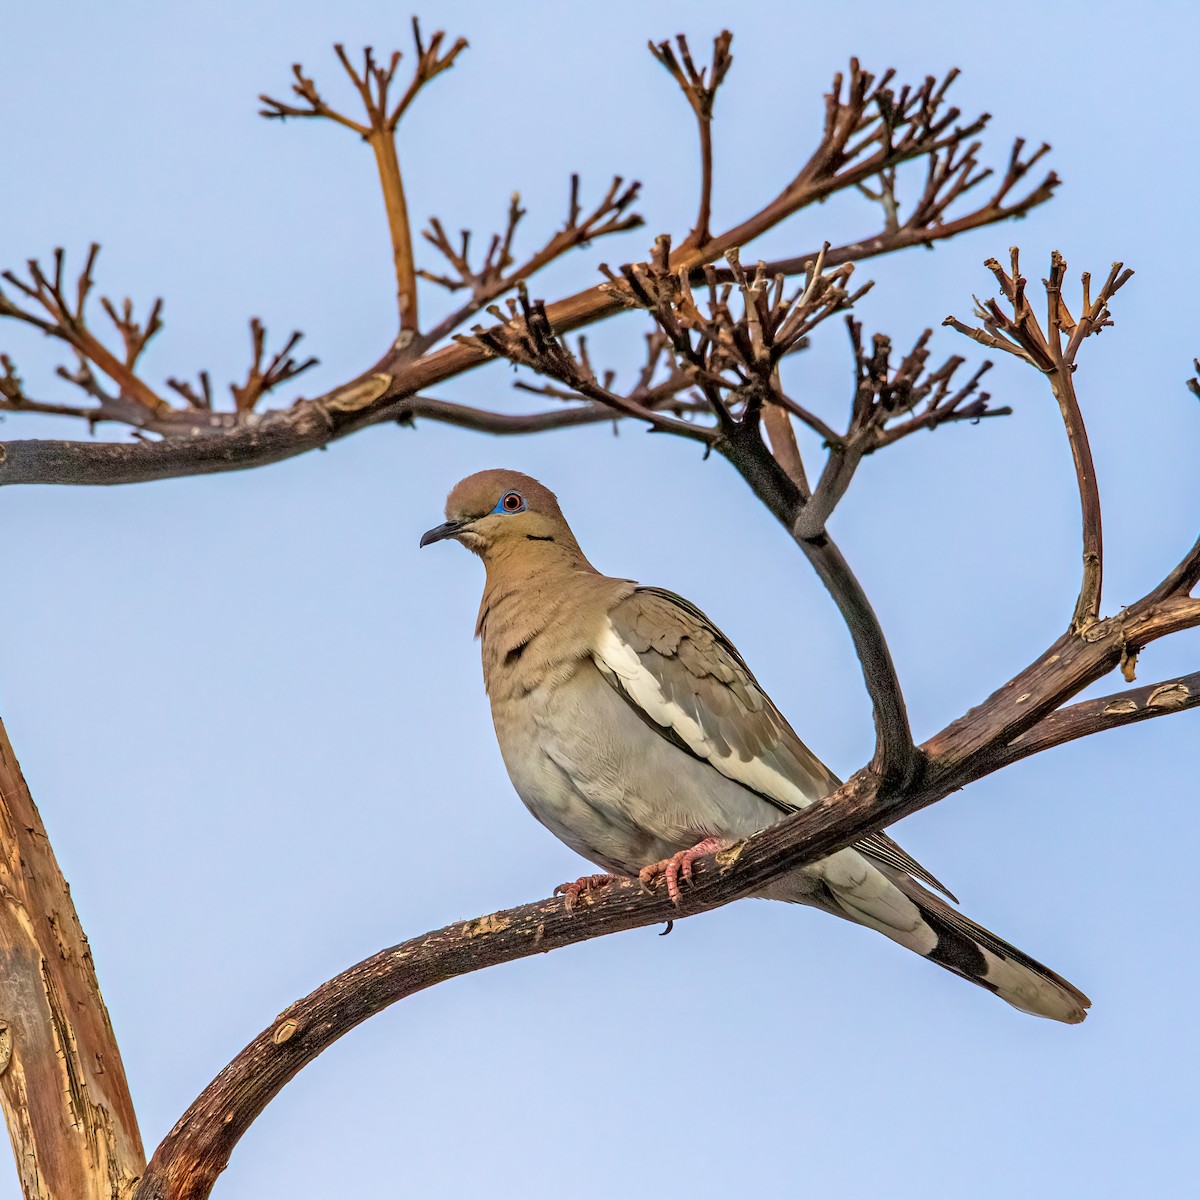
[649,30,733,248]
[945,249,1132,630]
[260,24,468,333]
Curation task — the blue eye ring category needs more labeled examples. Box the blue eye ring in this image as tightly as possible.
[493,490,526,514]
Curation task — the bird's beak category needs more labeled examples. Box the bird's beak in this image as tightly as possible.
[419,518,467,548]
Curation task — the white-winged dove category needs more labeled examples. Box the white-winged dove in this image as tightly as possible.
[422,469,1090,1023]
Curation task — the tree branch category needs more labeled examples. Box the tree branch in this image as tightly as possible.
[648,31,733,248]
[419,175,643,346]
[132,557,1200,1200]
[2,54,1058,487]
[0,719,145,1200]
[259,23,468,332]
[945,250,1132,631]
[989,671,1200,773]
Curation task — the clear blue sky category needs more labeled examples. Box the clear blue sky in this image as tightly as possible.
[4,2,1199,1197]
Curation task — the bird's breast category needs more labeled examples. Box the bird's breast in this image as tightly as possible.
[488,659,789,875]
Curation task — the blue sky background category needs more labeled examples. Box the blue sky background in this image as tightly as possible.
[3,2,1198,1196]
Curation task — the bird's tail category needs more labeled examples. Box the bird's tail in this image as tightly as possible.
[768,851,1091,1024]
[879,876,1091,1024]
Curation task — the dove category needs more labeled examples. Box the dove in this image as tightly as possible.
[421,469,1089,1022]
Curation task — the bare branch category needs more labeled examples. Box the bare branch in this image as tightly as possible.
[602,237,868,426]
[991,671,1200,773]
[3,57,1062,483]
[165,370,214,412]
[649,30,733,247]
[946,250,1132,631]
[761,138,1058,279]
[792,322,1003,538]
[261,24,468,333]
[228,320,318,414]
[0,245,170,419]
[460,284,716,443]
[419,175,643,345]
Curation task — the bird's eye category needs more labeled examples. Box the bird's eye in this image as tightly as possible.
[494,490,526,514]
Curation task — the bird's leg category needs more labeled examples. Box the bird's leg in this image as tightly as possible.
[639,837,731,907]
[554,872,624,911]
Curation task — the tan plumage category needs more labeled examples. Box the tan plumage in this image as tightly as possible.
[422,469,1090,1024]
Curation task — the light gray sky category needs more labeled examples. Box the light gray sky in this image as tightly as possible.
[4,2,1199,1197]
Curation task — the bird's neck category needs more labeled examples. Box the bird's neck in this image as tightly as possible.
[475,546,633,695]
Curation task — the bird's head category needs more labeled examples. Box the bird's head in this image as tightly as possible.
[420,469,580,560]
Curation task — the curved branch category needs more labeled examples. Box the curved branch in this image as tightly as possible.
[132,580,1200,1200]
[717,422,918,788]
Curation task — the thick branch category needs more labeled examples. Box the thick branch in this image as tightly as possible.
[717,421,918,787]
[0,719,145,1200]
[133,572,1200,1200]
[0,390,649,485]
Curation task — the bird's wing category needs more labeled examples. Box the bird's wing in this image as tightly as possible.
[593,585,956,901]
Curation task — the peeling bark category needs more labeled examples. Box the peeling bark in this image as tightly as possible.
[0,720,145,1200]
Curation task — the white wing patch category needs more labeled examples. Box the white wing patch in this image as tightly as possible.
[594,619,934,939]
[595,621,824,812]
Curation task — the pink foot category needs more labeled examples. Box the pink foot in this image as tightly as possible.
[554,872,622,912]
[638,837,729,907]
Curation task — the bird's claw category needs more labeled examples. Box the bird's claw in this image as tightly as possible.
[554,872,621,912]
[638,837,728,907]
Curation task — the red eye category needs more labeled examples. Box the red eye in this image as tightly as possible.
[501,491,525,512]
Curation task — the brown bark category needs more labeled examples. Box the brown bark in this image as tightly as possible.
[0,720,145,1199]
[1,53,1057,489]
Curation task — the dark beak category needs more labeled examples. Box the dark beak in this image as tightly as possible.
[419,519,467,548]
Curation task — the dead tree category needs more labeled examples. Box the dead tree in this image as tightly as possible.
[0,21,1195,1200]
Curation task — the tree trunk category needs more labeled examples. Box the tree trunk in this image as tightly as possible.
[0,718,145,1199]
